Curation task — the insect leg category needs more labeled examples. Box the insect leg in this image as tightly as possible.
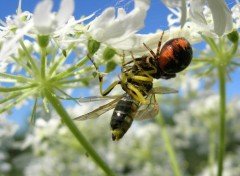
[143,43,157,58]
[127,83,147,105]
[156,31,164,57]
[87,54,121,96]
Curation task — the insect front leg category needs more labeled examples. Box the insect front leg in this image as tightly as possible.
[88,54,121,96]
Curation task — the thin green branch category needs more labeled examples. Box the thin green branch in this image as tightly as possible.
[20,40,39,76]
[0,84,38,92]
[0,92,23,104]
[57,59,106,80]
[11,56,34,75]
[0,73,34,83]
[0,73,34,82]
[41,47,46,80]
[54,87,80,105]
[51,56,89,81]
[230,61,240,66]
[0,88,37,113]
[58,77,93,84]
[202,36,219,54]
[217,65,226,176]
[48,51,69,78]
[197,65,215,77]
[156,112,181,176]
[208,129,216,176]
[30,97,39,124]
[44,89,116,176]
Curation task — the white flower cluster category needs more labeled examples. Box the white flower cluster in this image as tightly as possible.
[3,91,237,175]
[0,117,19,174]
[0,0,236,64]
[162,0,234,37]
[0,0,239,175]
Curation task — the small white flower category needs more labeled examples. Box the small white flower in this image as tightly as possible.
[0,8,33,61]
[232,2,240,28]
[0,117,18,138]
[189,0,233,36]
[33,0,74,35]
[87,0,150,50]
[163,0,233,36]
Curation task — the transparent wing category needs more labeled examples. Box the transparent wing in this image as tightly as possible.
[134,94,159,120]
[74,96,123,121]
[149,86,178,94]
[134,86,177,120]
[78,95,122,103]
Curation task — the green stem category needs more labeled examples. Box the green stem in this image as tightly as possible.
[202,36,219,54]
[0,92,22,104]
[11,56,34,75]
[0,84,37,92]
[58,77,93,84]
[51,56,89,81]
[208,128,216,176]
[217,65,226,176]
[48,50,69,77]
[156,112,181,176]
[20,40,39,76]
[41,47,46,80]
[44,89,116,176]
[0,88,37,113]
[30,97,39,124]
[0,73,34,83]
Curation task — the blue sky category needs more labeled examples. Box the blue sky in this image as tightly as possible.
[0,0,239,128]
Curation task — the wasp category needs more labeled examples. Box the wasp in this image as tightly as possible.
[74,32,192,141]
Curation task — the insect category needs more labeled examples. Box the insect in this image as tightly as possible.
[74,32,192,141]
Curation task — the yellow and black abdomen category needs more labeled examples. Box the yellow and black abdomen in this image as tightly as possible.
[110,94,139,141]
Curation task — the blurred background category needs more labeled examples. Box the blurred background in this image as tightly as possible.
[0,0,240,175]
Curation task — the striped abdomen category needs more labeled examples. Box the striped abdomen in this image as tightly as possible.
[110,94,139,141]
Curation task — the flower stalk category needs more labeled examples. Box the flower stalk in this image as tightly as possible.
[156,112,181,176]
[217,65,226,176]
[196,31,239,176]
[44,88,116,176]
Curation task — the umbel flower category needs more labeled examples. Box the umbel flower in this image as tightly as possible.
[162,0,233,37]
[0,0,153,175]
[0,0,237,175]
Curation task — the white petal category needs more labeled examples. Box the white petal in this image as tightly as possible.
[190,0,233,36]
[17,0,22,14]
[207,0,233,36]
[180,0,187,27]
[0,21,33,61]
[88,7,115,38]
[113,27,201,52]
[189,0,208,27]
[88,0,150,45]
[56,0,74,26]
[33,0,55,34]
[116,8,127,19]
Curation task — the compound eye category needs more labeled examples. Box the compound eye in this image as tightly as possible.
[159,38,192,74]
